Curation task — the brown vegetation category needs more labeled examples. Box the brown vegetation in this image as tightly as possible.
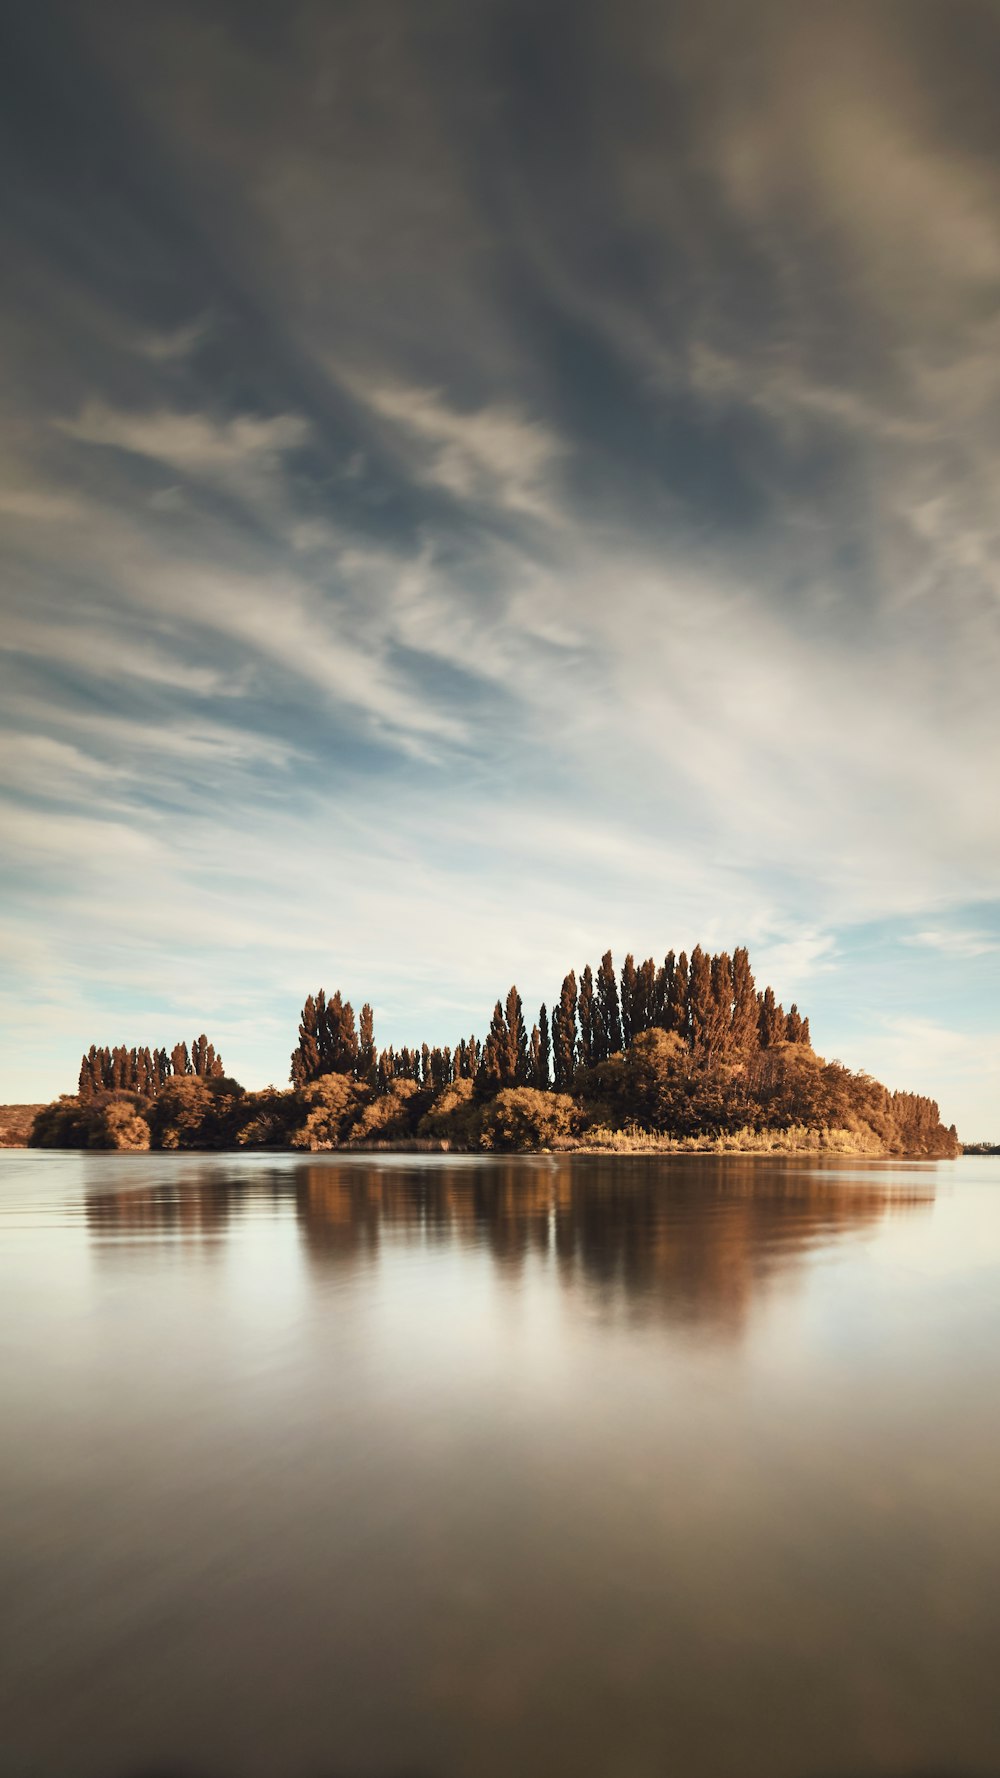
[28,944,959,1157]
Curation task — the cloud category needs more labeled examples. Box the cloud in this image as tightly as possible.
[135,313,214,363]
[2,0,999,1125]
[56,403,312,489]
[357,380,564,520]
[904,930,1000,962]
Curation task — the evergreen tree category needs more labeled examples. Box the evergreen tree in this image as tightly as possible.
[578,965,595,1070]
[537,1003,551,1089]
[552,972,577,1090]
[757,986,786,1048]
[637,957,658,1034]
[358,1004,376,1080]
[291,993,321,1086]
[322,991,358,1075]
[730,948,758,1051]
[620,955,638,1047]
[596,950,623,1058]
[477,1001,508,1096]
[505,985,529,1085]
[709,951,734,1060]
[785,1004,804,1044]
[688,946,714,1057]
[666,951,689,1041]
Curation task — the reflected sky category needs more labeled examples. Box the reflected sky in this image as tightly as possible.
[1,1152,998,1778]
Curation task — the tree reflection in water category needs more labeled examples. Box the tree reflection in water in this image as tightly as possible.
[85,1153,934,1338]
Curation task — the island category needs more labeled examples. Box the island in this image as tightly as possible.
[23,944,959,1158]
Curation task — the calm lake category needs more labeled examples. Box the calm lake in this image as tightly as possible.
[1,1151,998,1778]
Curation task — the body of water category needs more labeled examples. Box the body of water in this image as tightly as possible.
[1,1150,998,1778]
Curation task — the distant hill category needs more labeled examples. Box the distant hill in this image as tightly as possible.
[0,1105,45,1147]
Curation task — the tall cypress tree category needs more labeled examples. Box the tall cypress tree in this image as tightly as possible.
[654,953,674,1031]
[688,946,714,1057]
[730,948,758,1051]
[578,965,595,1070]
[667,951,689,1044]
[477,1000,508,1097]
[757,986,785,1048]
[537,1003,551,1089]
[709,951,734,1060]
[505,985,529,1084]
[635,957,657,1035]
[597,950,623,1058]
[552,972,577,1090]
[358,1004,376,1080]
[620,955,638,1047]
[291,994,322,1085]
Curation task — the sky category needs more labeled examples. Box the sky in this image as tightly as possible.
[1,0,998,1135]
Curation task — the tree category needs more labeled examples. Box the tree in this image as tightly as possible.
[708,951,734,1060]
[291,994,321,1086]
[552,972,577,1091]
[757,986,785,1048]
[323,991,358,1074]
[596,950,623,1058]
[637,957,659,1033]
[578,965,595,1070]
[730,947,758,1052]
[666,951,689,1041]
[620,955,639,1047]
[687,946,714,1058]
[529,1004,552,1091]
[358,1004,376,1080]
[536,1003,551,1090]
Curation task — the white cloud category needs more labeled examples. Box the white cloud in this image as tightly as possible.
[904,929,1000,961]
[57,402,311,477]
[353,379,564,520]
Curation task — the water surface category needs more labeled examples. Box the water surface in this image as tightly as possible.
[1,1151,998,1778]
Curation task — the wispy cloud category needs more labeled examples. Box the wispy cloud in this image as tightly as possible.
[358,380,564,520]
[904,930,1000,962]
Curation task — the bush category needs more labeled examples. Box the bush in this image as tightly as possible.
[289,1073,366,1149]
[478,1088,576,1151]
[418,1077,478,1143]
[348,1079,422,1143]
[147,1076,245,1149]
[232,1089,301,1148]
[30,1092,151,1150]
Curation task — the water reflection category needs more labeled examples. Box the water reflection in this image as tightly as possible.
[85,1154,935,1336]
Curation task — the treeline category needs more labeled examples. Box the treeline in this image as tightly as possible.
[32,944,958,1158]
[288,947,811,1096]
[77,1036,225,1098]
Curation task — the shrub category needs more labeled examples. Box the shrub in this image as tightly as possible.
[418,1076,478,1143]
[147,1076,244,1149]
[30,1092,151,1150]
[478,1088,576,1151]
[348,1079,422,1144]
[289,1072,366,1149]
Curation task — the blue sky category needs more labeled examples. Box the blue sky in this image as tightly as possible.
[1,1,998,1134]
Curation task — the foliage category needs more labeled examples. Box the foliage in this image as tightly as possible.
[147,1077,245,1150]
[36,942,959,1157]
[477,1088,576,1151]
